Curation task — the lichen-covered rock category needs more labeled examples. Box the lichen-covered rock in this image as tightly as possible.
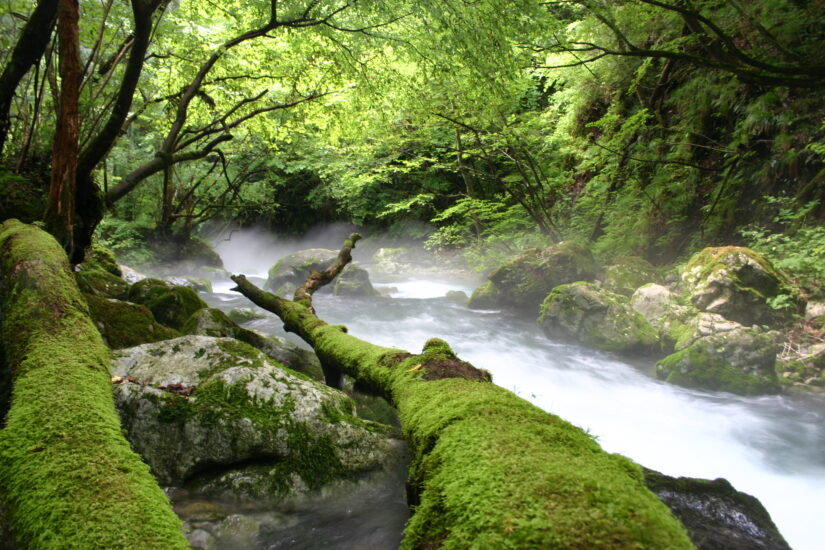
[128,278,208,330]
[643,469,791,550]
[488,241,599,311]
[467,280,502,309]
[333,264,379,297]
[630,283,694,350]
[85,293,181,349]
[538,282,659,353]
[656,321,780,395]
[681,246,797,326]
[112,336,396,494]
[182,308,322,380]
[265,249,338,296]
[602,256,659,297]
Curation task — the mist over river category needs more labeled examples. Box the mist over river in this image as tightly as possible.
[210,230,825,550]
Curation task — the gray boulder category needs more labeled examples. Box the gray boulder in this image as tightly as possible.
[538,281,658,353]
[112,336,396,496]
[630,283,693,350]
[681,247,797,326]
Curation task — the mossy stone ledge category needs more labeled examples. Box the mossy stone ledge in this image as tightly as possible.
[0,219,188,549]
[128,277,208,331]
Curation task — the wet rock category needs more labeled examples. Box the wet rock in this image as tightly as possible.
[681,247,797,326]
[166,276,213,293]
[182,307,323,380]
[467,280,502,310]
[128,278,208,331]
[656,319,780,395]
[445,290,469,305]
[602,256,659,297]
[113,336,395,493]
[644,469,791,550]
[119,264,146,284]
[265,248,337,296]
[538,281,658,353]
[487,241,598,312]
[333,264,379,297]
[84,294,181,349]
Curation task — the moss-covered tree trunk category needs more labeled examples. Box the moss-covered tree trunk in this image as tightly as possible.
[231,234,695,549]
[0,220,188,549]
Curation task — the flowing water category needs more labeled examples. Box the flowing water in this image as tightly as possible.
[207,234,825,550]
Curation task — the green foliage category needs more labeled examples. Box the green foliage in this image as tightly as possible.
[740,198,825,298]
[94,218,158,267]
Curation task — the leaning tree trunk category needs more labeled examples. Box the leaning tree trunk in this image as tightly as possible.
[231,234,694,549]
[0,220,188,549]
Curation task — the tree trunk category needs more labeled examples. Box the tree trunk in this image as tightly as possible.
[0,0,57,156]
[43,0,82,258]
[230,236,694,549]
[0,220,189,549]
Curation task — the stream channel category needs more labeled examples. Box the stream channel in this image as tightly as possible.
[197,233,825,550]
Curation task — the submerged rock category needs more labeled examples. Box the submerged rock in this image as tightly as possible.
[112,336,397,496]
[602,256,659,297]
[486,241,599,312]
[538,281,658,353]
[467,280,502,310]
[656,318,780,395]
[84,294,181,349]
[644,469,791,550]
[128,278,208,331]
[681,247,797,326]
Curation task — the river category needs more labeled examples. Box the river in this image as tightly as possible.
[209,233,825,550]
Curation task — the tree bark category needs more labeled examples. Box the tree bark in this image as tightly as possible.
[0,0,57,156]
[43,0,82,258]
[230,236,694,549]
[0,220,189,549]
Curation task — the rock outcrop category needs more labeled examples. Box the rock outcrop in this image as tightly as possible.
[539,281,659,353]
[128,278,208,331]
[113,336,396,498]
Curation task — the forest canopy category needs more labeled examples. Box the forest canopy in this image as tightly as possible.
[0,0,823,291]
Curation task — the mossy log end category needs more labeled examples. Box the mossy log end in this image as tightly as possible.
[0,220,188,549]
[231,238,694,549]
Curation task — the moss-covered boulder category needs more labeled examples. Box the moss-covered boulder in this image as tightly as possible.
[682,246,797,326]
[112,336,397,497]
[487,241,599,312]
[182,308,323,380]
[265,249,338,296]
[603,256,659,297]
[74,243,130,299]
[444,290,469,305]
[643,469,791,550]
[128,278,207,330]
[332,264,379,297]
[85,294,181,349]
[656,319,780,395]
[467,280,502,309]
[226,307,267,324]
[539,282,659,353]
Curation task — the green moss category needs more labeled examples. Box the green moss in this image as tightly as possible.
[467,280,502,309]
[657,345,779,395]
[129,278,207,330]
[0,220,188,549]
[84,294,181,349]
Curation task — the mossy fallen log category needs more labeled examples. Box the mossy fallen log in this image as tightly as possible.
[0,220,187,549]
[231,234,695,549]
